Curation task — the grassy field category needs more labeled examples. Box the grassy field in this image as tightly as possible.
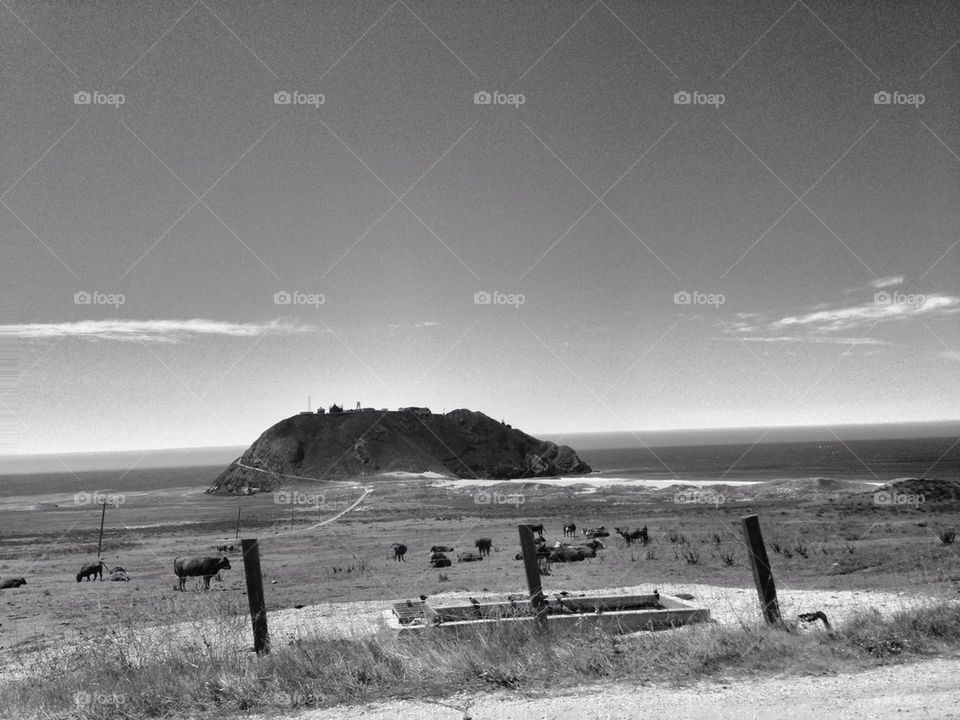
[1,472,959,717]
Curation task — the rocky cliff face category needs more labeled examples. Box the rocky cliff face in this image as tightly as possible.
[207,408,591,495]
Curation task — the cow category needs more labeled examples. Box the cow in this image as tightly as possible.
[428,551,448,562]
[582,526,609,538]
[563,523,577,537]
[430,555,451,568]
[0,577,26,589]
[173,556,231,591]
[457,551,483,563]
[527,524,545,537]
[215,544,235,553]
[430,545,454,553]
[514,546,551,560]
[108,571,130,582]
[579,538,605,551]
[548,546,588,563]
[391,543,407,562]
[475,538,493,557]
[616,526,649,546]
[76,561,104,582]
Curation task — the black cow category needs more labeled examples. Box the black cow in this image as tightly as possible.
[215,544,235,553]
[428,551,448,562]
[457,551,483,562]
[430,555,451,568]
[76,561,104,582]
[430,545,454,553]
[548,547,588,563]
[579,538,605,551]
[563,523,577,537]
[616,526,649,546]
[475,538,493,557]
[0,577,26,589]
[391,543,407,562]
[173,556,231,591]
[514,546,551,560]
[527,524,545,537]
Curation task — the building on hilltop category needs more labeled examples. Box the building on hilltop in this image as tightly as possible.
[401,406,431,417]
[329,404,343,414]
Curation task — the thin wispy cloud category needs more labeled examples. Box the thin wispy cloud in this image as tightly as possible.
[720,293,960,346]
[0,319,317,343]
[769,295,959,333]
[869,276,904,289]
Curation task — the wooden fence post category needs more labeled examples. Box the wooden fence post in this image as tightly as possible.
[741,514,781,625]
[518,525,548,629]
[240,538,270,654]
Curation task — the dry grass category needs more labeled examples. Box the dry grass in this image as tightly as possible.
[4,596,960,719]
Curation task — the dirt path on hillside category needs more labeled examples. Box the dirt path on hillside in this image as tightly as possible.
[265,656,960,719]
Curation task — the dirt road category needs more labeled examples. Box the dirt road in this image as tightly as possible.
[270,656,960,719]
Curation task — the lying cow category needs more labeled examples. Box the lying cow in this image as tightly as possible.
[0,577,26,589]
[475,538,493,557]
[76,561,104,582]
[108,571,130,582]
[514,545,552,560]
[173,556,231,591]
[457,551,483,563]
[548,546,588,563]
[582,526,609,538]
[430,555,451,568]
[430,545,454,553]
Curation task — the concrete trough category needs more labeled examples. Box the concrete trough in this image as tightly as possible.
[383,592,710,635]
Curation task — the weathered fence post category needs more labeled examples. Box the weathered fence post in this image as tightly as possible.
[241,538,270,654]
[741,514,781,625]
[518,524,548,630]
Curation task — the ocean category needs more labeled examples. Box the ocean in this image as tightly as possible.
[0,434,956,498]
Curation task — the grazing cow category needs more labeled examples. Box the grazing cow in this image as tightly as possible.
[563,523,577,537]
[173,556,231,591]
[615,526,648,546]
[548,546,588,563]
[475,538,493,557]
[457,551,483,563]
[76,561,104,582]
[391,543,407,562]
[108,571,130,582]
[430,555,451,568]
[582,526,609,538]
[527,524,545,537]
[0,577,26,589]
[430,545,454,553]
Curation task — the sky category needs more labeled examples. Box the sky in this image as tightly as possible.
[0,0,958,457]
